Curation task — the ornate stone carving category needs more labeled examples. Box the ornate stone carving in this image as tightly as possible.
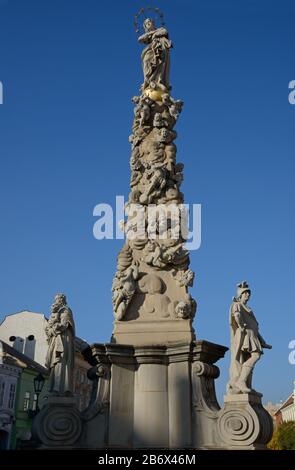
[143,239,187,269]
[112,14,196,329]
[83,363,110,421]
[217,394,273,449]
[227,282,272,395]
[33,398,82,447]
[173,268,195,287]
[132,95,153,129]
[138,273,164,294]
[175,295,196,320]
[112,263,139,321]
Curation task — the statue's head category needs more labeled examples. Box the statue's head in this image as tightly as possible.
[147,240,156,251]
[237,281,251,302]
[175,301,190,319]
[143,18,155,32]
[134,7,164,34]
[53,293,67,309]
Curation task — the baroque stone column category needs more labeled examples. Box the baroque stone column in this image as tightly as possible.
[32,12,272,451]
[111,14,196,346]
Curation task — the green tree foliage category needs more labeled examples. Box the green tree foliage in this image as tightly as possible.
[268,421,295,450]
[267,427,280,450]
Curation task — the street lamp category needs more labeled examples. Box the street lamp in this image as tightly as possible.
[33,373,45,413]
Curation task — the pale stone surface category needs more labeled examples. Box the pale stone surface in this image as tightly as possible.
[134,363,169,447]
[227,282,272,395]
[112,318,194,345]
[108,363,134,447]
[168,360,191,447]
[191,350,224,448]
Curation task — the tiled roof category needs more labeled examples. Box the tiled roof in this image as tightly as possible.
[0,340,48,375]
[275,394,294,414]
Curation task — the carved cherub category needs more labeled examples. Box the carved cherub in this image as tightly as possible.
[175,295,196,319]
[153,112,164,128]
[139,163,167,204]
[132,95,153,127]
[173,268,195,287]
[112,263,139,321]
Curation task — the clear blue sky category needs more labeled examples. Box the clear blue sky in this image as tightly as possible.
[0,0,294,404]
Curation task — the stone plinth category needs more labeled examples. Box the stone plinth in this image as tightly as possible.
[32,395,82,448]
[217,393,273,449]
[80,339,227,449]
[111,318,195,346]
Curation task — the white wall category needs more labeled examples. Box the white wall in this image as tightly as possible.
[281,403,295,422]
[0,312,48,366]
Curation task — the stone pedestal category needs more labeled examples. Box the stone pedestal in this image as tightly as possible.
[32,341,274,450]
[217,393,273,449]
[79,339,227,449]
[32,396,82,448]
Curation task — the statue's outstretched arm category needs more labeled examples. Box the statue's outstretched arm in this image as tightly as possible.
[258,333,272,349]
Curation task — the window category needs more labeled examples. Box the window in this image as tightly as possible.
[23,392,30,411]
[0,381,5,407]
[8,383,16,409]
[32,394,37,411]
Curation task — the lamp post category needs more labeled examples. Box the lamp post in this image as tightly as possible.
[33,373,45,414]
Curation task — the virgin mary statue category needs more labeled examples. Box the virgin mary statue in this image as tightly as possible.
[138,18,172,92]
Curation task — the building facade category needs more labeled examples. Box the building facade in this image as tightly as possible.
[263,401,281,429]
[274,382,295,427]
[0,341,22,449]
[12,365,48,449]
[0,340,48,449]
